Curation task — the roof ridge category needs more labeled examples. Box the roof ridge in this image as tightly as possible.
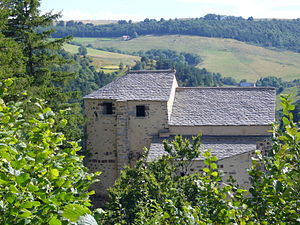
[128,69,176,74]
[176,86,276,90]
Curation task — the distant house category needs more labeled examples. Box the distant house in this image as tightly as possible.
[84,69,276,203]
[122,35,130,41]
[240,82,256,87]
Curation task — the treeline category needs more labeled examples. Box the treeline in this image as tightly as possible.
[52,14,300,52]
[256,76,300,93]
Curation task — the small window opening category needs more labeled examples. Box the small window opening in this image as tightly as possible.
[136,105,145,117]
[103,102,113,114]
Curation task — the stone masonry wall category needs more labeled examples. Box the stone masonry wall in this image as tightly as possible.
[85,99,118,199]
[189,139,272,189]
[127,101,169,164]
[85,99,170,200]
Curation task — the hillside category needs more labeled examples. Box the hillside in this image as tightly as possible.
[63,43,139,73]
[73,35,300,82]
[52,15,300,52]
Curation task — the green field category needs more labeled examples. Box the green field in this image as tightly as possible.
[63,43,139,72]
[74,35,300,82]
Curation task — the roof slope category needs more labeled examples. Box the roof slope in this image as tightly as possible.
[148,136,270,161]
[84,70,176,101]
[169,87,276,126]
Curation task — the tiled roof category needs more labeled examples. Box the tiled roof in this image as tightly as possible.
[169,87,276,126]
[84,70,176,101]
[148,136,270,161]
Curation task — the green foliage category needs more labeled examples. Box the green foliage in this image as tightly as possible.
[163,134,201,176]
[248,95,300,224]
[78,46,88,56]
[0,0,86,141]
[0,80,99,224]
[102,135,249,224]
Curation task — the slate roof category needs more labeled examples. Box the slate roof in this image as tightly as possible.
[84,70,176,101]
[148,136,270,161]
[169,87,276,126]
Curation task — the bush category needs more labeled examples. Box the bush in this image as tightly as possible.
[0,79,99,224]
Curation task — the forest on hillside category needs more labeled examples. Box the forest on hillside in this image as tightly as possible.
[52,14,300,52]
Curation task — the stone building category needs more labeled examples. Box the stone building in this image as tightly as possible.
[84,69,276,200]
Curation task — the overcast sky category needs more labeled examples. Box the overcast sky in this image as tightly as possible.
[40,0,300,21]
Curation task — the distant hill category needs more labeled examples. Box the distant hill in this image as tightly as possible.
[72,35,300,82]
[63,43,139,73]
[52,15,300,52]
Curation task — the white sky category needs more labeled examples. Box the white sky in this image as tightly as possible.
[40,0,300,21]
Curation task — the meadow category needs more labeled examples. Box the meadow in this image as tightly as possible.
[73,35,300,82]
[63,43,139,73]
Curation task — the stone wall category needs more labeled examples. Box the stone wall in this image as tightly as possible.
[126,101,169,163]
[188,138,272,189]
[85,99,118,200]
[85,99,169,200]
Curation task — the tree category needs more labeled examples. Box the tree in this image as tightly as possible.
[0,79,99,224]
[102,135,249,224]
[78,45,88,56]
[2,0,83,141]
[248,95,300,224]
[57,20,65,27]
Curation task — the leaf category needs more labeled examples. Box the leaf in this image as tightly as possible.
[203,168,210,173]
[211,171,218,177]
[210,163,217,170]
[62,204,91,222]
[3,78,14,87]
[203,151,212,158]
[60,119,68,127]
[16,173,30,185]
[211,156,218,161]
[49,216,62,225]
[18,210,32,218]
[50,169,59,179]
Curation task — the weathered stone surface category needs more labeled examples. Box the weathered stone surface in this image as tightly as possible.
[169,87,276,126]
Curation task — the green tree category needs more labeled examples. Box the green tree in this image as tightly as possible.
[1,0,84,141]
[78,45,88,56]
[102,135,249,224]
[0,79,99,224]
[248,95,300,224]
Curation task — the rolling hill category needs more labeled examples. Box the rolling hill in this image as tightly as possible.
[63,43,139,73]
[73,35,300,82]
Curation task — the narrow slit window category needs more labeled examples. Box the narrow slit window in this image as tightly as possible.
[103,102,113,114]
[136,105,145,117]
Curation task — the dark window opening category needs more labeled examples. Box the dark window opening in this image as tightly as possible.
[103,102,113,114]
[136,105,146,117]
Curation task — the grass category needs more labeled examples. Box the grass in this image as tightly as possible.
[73,35,300,82]
[63,43,139,72]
